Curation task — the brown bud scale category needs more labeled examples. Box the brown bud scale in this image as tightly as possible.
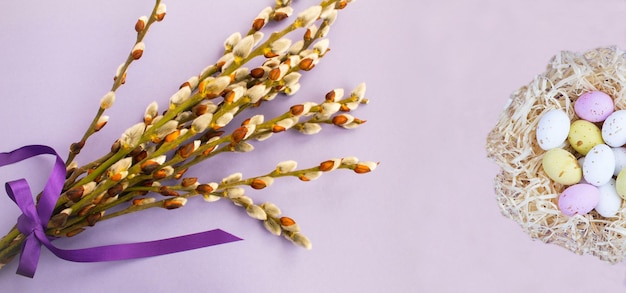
[159,186,180,197]
[132,49,144,60]
[87,212,102,226]
[332,115,349,126]
[163,198,185,210]
[299,58,314,71]
[273,12,288,21]
[107,183,124,197]
[141,161,160,174]
[66,186,85,202]
[78,204,96,217]
[268,68,281,81]
[353,164,372,174]
[179,81,191,89]
[250,67,265,79]
[132,198,149,206]
[264,51,279,58]
[203,130,224,140]
[181,177,198,187]
[224,90,236,104]
[252,18,265,31]
[70,141,85,154]
[111,140,121,153]
[165,130,181,143]
[174,168,188,180]
[133,150,148,164]
[325,91,336,102]
[177,142,195,159]
[196,184,215,195]
[135,19,146,32]
[155,12,166,21]
[48,213,69,229]
[272,125,286,133]
[153,169,168,180]
[250,178,267,190]
[193,104,208,116]
[231,126,248,143]
[129,146,143,157]
[290,104,305,116]
[319,160,336,172]
[279,216,296,227]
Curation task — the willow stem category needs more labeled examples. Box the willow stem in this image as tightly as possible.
[65,0,163,166]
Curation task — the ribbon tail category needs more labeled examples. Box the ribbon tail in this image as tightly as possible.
[41,229,242,263]
[16,234,42,278]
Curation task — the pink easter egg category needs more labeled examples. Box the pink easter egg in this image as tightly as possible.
[574,91,614,122]
[558,183,600,216]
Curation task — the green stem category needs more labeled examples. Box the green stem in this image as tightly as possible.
[0,227,20,254]
[0,227,23,269]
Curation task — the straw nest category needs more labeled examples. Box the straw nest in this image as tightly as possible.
[486,47,626,263]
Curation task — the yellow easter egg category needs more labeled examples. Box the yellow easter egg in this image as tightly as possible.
[542,148,582,185]
[615,168,626,199]
[567,120,604,155]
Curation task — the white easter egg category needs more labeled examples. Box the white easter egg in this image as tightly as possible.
[536,109,570,150]
[612,147,626,176]
[583,144,615,186]
[602,110,626,147]
[596,179,623,217]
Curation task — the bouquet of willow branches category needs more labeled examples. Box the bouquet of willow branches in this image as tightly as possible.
[0,0,376,273]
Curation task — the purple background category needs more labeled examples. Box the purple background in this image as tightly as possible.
[1,0,626,291]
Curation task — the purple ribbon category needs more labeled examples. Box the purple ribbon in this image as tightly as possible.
[1,145,241,278]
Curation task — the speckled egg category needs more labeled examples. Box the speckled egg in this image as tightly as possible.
[558,183,600,216]
[602,110,626,147]
[536,109,570,150]
[574,91,614,122]
[596,179,622,218]
[568,119,604,155]
[583,144,615,186]
[542,148,582,185]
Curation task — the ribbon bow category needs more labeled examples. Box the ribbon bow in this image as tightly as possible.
[2,145,241,278]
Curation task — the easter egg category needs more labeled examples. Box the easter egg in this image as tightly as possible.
[536,109,570,150]
[602,110,626,147]
[596,179,622,217]
[542,148,582,185]
[616,168,626,199]
[612,147,626,176]
[582,144,615,186]
[568,119,604,155]
[574,91,614,122]
[558,183,600,216]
